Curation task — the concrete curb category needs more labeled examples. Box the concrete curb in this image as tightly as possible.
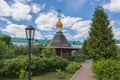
[70,68,80,80]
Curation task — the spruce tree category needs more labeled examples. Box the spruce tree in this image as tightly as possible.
[81,39,89,55]
[85,6,118,60]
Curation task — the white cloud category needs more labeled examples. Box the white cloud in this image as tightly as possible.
[0,0,44,21]
[32,4,45,14]
[0,18,12,24]
[35,10,82,31]
[35,10,91,40]
[2,24,42,39]
[71,20,91,39]
[110,20,120,39]
[62,16,82,27]
[0,0,31,20]
[103,0,120,13]
[34,30,43,39]
[113,27,120,39]
[0,0,11,16]
[11,0,32,20]
[2,24,26,38]
[35,11,58,31]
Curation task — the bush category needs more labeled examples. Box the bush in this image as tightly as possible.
[41,48,56,58]
[73,54,90,62]
[18,69,28,79]
[0,56,28,78]
[0,40,7,59]
[67,62,79,74]
[0,55,70,78]
[92,59,120,80]
[49,56,69,71]
[31,56,52,75]
[56,69,65,79]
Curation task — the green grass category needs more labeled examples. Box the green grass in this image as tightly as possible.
[32,72,73,80]
[1,72,73,80]
[32,72,56,80]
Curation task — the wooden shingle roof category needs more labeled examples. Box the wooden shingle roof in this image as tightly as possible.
[47,32,71,48]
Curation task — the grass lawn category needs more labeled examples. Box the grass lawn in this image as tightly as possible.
[1,72,73,80]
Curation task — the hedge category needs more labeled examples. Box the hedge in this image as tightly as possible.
[0,55,69,78]
[92,59,120,80]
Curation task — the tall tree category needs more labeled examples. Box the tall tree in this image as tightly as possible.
[0,40,7,59]
[0,36,11,46]
[81,39,89,55]
[86,6,118,60]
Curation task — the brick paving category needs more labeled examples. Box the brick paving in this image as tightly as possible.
[71,60,96,80]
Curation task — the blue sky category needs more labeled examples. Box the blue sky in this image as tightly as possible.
[0,0,120,42]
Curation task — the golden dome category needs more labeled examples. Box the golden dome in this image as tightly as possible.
[56,20,63,28]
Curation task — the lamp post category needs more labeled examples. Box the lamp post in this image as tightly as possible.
[25,25,35,80]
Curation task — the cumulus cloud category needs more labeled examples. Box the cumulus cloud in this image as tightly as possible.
[0,18,12,24]
[2,24,27,38]
[0,0,11,17]
[35,11,58,31]
[35,10,91,40]
[109,20,120,39]
[0,0,44,21]
[35,10,82,31]
[2,24,42,39]
[11,0,32,20]
[103,0,120,13]
[32,4,45,13]
[62,16,82,27]
[113,27,120,39]
[71,20,91,39]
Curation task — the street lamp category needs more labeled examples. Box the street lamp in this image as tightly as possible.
[25,25,35,80]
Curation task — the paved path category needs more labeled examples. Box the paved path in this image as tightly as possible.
[71,60,96,80]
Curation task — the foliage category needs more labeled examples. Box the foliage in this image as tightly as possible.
[49,56,69,71]
[0,40,7,59]
[13,45,28,55]
[32,72,72,80]
[41,48,56,58]
[56,69,65,79]
[18,69,28,79]
[73,54,89,62]
[0,55,69,78]
[32,43,45,56]
[81,39,89,56]
[0,35,11,45]
[31,56,52,75]
[71,50,80,57]
[67,62,79,74]
[2,45,28,59]
[0,56,28,78]
[84,6,118,60]
[92,59,120,80]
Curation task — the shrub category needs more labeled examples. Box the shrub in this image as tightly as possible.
[73,54,90,62]
[92,59,120,80]
[67,62,79,74]
[41,48,56,58]
[31,57,52,75]
[56,69,65,79]
[49,56,69,71]
[0,55,70,78]
[18,69,28,79]
[0,40,7,59]
[0,56,28,78]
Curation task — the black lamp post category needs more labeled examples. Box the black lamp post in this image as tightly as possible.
[25,25,35,80]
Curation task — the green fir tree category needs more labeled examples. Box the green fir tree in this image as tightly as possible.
[83,6,118,60]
